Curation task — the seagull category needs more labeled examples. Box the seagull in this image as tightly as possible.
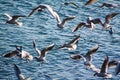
[85,0,98,5]
[94,55,112,78]
[14,64,31,80]
[58,34,80,50]
[100,3,120,8]
[89,12,119,29]
[71,44,100,72]
[58,1,79,12]
[33,40,54,62]
[3,45,33,62]
[28,4,76,28]
[4,13,26,26]
[63,2,79,8]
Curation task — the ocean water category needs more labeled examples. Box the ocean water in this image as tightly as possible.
[0,0,120,80]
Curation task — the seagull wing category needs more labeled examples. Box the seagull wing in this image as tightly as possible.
[85,0,98,5]
[90,18,103,24]
[12,15,26,21]
[33,40,41,57]
[3,50,19,57]
[115,62,120,75]
[70,54,82,60]
[44,4,57,18]
[72,22,86,32]
[68,2,79,8]
[41,43,54,58]
[68,34,80,44]
[85,44,99,62]
[100,55,109,74]
[4,13,12,20]
[28,6,43,17]
[105,12,119,24]
[14,64,25,80]
[61,16,76,26]
[108,60,118,68]
[42,4,61,23]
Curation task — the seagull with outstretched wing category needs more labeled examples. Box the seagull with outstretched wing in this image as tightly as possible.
[33,40,54,62]
[58,34,80,50]
[4,13,26,26]
[94,55,112,78]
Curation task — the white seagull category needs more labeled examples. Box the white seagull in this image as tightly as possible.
[58,1,79,12]
[100,3,120,8]
[33,40,54,62]
[3,45,33,62]
[28,4,76,28]
[58,34,80,50]
[71,44,100,72]
[4,13,26,26]
[88,12,119,29]
[94,55,112,78]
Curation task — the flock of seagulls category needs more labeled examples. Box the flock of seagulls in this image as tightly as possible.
[3,0,120,79]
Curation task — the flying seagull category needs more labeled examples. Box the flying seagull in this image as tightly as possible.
[89,12,119,29]
[100,3,120,8]
[14,64,31,80]
[72,22,95,32]
[94,55,112,78]
[4,13,26,26]
[85,0,98,5]
[3,45,33,62]
[33,40,54,62]
[71,44,100,72]
[58,34,80,50]
[58,1,79,12]
[28,4,76,28]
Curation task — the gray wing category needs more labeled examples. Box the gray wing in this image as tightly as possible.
[70,54,82,60]
[85,0,98,5]
[61,16,76,26]
[68,34,80,44]
[115,62,120,75]
[85,44,99,62]
[89,18,103,24]
[100,55,109,74]
[3,50,19,57]
[41,43,54,58]
[72,22,86,32]
[12,15,26,21]
[108,60,118,68]
[28,6,44,17]
[64,2,79,8]
[33,40,41,57]
[14,64,25,80]
[105,12,119,24]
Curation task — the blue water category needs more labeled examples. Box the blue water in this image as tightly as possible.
[0,0,120,80]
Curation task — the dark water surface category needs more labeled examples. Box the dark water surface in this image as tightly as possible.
[0,0,120,80]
